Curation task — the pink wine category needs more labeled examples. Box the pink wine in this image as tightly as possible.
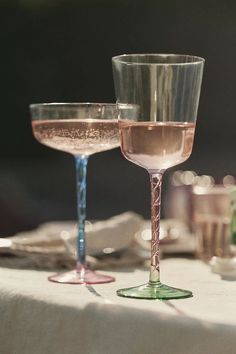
[32,119,119,156]
[119,121,196,170]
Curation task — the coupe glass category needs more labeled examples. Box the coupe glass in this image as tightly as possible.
[30,103,129,284]
[113,54,204,299]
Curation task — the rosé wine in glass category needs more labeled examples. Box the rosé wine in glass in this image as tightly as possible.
[32,119,119,156]
[119,121,195,171]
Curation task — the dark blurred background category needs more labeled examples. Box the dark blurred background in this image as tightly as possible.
[0,0,235,235]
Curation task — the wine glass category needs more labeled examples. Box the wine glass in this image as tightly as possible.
[112,54,204,299]
[30,103,128,284]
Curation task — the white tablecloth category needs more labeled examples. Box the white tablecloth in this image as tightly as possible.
[0,259,236,354]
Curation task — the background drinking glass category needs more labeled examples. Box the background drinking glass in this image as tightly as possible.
[192,185,231,261]
[113,54,204,299]
[30,102,128,284]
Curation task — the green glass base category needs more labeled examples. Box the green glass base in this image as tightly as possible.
[117,282,193,300]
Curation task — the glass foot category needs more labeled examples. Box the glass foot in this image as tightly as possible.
[48,266,115,284]
[117,282,192,300]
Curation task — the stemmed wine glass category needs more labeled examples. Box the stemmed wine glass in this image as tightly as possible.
[30,103,127,284]
[113,54,204,299]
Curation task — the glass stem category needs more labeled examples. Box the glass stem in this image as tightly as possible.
[75,155,88,269]
[149,172,163,284]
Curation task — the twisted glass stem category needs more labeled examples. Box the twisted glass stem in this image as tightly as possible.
[149,172,163,284]
[75,155,88,268]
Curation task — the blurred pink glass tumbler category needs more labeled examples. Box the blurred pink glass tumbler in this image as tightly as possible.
[193,185,231,260]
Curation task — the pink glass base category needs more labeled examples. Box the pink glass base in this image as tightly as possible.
[48,266,115,284]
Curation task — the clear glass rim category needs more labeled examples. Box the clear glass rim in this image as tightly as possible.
[112,53,205,66]
[30,102,117,110]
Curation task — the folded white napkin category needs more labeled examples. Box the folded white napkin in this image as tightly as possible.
[0,212,143,269]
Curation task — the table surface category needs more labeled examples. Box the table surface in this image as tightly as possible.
[0,258,236,354]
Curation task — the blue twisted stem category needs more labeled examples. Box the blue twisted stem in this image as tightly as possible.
[75,155,88,267]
